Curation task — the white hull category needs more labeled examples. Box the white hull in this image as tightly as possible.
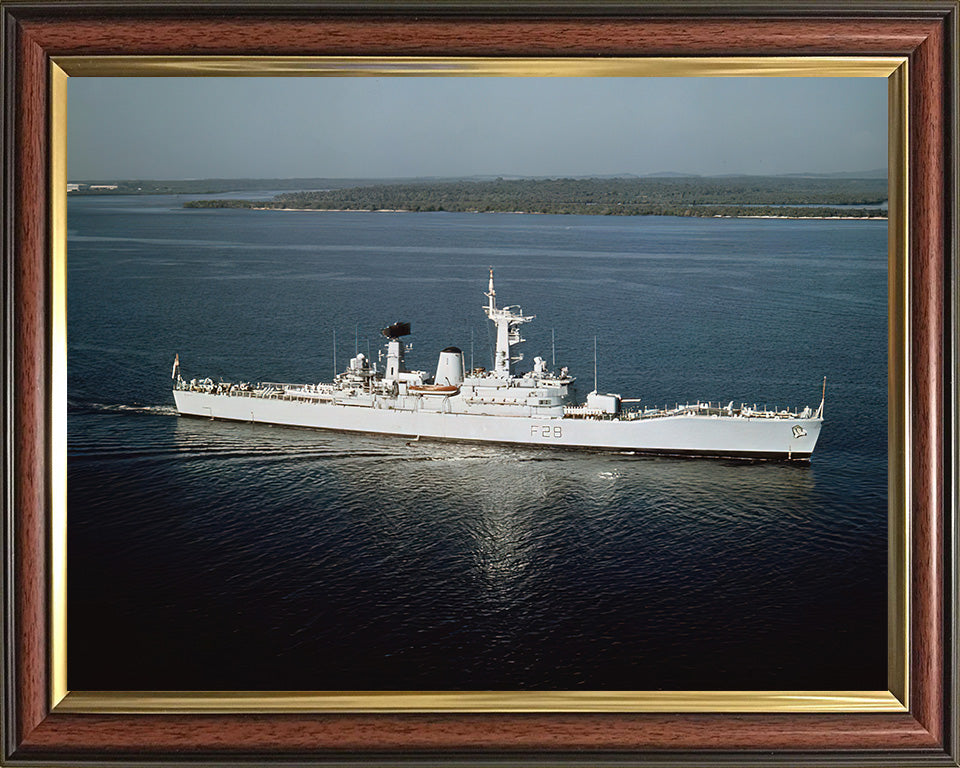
[173,389,822,460]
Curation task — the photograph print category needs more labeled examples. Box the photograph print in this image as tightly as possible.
[66,74,889,692]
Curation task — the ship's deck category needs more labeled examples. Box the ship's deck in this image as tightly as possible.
[175,380,815,423]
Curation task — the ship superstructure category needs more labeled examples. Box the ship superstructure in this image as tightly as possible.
[173,270,824,460]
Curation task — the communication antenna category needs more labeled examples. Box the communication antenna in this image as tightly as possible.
[470,328,475,371]
[593,335,598,393]
[333,329,337,378]
[355,323,359,356]
[552,328,556,369]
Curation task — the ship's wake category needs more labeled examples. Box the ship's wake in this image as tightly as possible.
[69,400,179,417]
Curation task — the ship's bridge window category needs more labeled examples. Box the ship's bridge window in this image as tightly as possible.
[539,399,552,405]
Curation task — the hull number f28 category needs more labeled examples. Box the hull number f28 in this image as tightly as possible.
[532,425,563,439]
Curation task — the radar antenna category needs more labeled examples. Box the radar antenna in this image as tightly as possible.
[380,321,411,339]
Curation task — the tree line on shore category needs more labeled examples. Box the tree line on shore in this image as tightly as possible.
[183,176,888,218]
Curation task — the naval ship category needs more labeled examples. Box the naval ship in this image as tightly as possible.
[173,270,824,460]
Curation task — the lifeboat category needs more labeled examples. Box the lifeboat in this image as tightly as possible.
[408,384,460,395]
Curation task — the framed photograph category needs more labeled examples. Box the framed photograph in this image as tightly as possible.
[2,2,957,766]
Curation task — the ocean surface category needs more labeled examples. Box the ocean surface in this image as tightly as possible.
[67,195,888,691]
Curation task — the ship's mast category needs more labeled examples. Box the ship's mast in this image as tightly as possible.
[593,335,598,393]
[483,268,534,376]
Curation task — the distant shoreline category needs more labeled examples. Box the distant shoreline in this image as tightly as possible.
[243,206,887,221]
[714,214,887,221]
[180,176,889,220]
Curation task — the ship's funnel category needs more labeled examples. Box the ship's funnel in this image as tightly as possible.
[381,321,411,339]
[435,347,464,386]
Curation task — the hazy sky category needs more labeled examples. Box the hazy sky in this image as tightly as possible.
[68,77,887,179]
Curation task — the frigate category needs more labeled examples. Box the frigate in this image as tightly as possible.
[173,270,824,460]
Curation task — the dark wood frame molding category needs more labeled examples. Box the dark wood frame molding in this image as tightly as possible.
[2,2,957,765]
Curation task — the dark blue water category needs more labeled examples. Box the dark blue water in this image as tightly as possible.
[68,196,888,690]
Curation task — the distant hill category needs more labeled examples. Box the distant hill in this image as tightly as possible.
[779,168,888,179]
[644,171,702,178]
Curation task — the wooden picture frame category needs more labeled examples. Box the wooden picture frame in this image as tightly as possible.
[2,2,957,765]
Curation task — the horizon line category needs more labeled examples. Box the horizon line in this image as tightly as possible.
[68,169,890,183]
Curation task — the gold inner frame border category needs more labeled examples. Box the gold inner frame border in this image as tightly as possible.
[49,55,909,714]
